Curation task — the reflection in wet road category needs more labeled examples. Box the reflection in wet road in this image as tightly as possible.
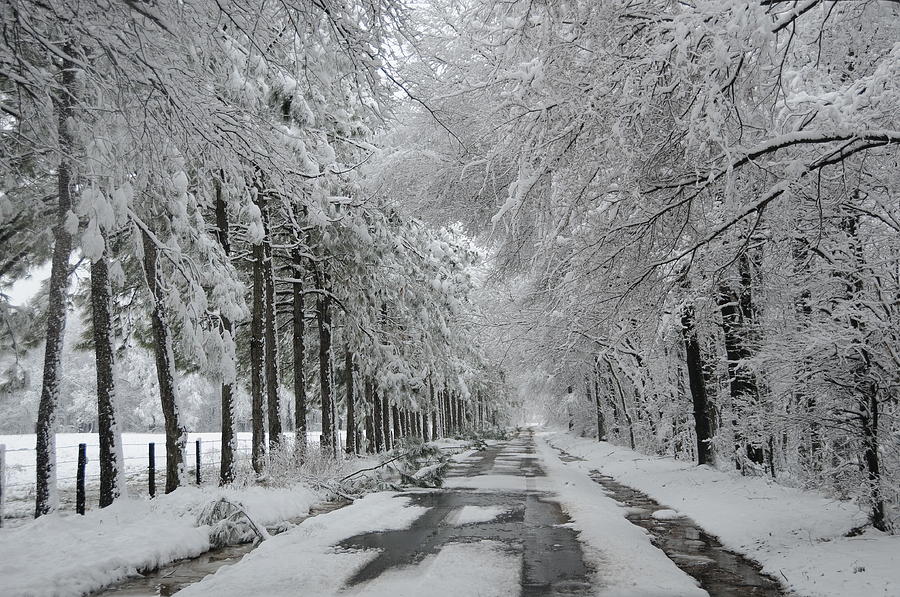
[338,432,593,595]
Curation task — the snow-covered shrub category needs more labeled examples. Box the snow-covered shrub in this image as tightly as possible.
[196,497,269,548]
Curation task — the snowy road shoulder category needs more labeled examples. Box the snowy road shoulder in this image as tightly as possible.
[0,483,322,597]
[176,492,429,597]
[533,435,707,596]
[543,431,900,597]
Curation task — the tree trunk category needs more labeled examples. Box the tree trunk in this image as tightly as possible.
[842,212,888,531]
[292,249,307,459]
[427,381,436,440]
[593,364,606,441]
[718,253,764,468]
[606,361,635,449]
[364,379,376,454]
[315,265,335,457]
[791,237,820,474]
[141,230,186,493]
[447,392,453,435]
[250,236,266,473]
[372,379,384,452]
[260,196,281,450]
[35,48,76,518]
[91,247,125,507]
[861,384,887,531]
[214,181,235,485]
[392,404,402,441]
[682,303,713,466]
[345,349,356,455]
[382,393,392,450]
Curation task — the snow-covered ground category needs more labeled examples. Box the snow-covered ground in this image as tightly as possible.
[177,492,432,597]
[173,432,711,597]
[0,482,325,597]
[532,436,706,596]
[5,431,895,597]
[542,431,900,597]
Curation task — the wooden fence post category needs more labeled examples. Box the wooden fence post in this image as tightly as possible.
[195,439,201,485]
[76,443,87,515]
[148,442,156,498]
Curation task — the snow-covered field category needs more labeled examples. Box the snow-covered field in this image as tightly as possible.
[543,431,900,597]
[0,431,338,493]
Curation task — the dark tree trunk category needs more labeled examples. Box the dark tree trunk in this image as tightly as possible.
[372,380,384,452]
[423,409,430,442]
[449,393,454,434]
[292,249,307,459]
[841,212,888,531]
[392,404,402,441]
[606,361,635,449]
[364,380,376,455]
[425,381,438,441]
[91,248,124,507]
[593,365,605,441]
[718,253,764,468]
[682,304,713,466]
[260,196,281,450]
[441,390,448,437]
[214,181,235,485]
[141,230,186,493]
[791,237,820,473]
[382,394,392,450]
[861,384,886,531]
[345,349,356,455]
[250,236,266,473]
[783,237,822,473]
[365,414,375,453]
[315,265,335,457]
[35,48,76,518]
[446,392,453,435]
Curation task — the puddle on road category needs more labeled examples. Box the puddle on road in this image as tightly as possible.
[588,472,786,597]
[95,500,349,596]
[339,435,593,596]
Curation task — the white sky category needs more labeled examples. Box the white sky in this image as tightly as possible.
[3,261,50,306]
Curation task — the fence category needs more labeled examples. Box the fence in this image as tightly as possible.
[0,433,261,527]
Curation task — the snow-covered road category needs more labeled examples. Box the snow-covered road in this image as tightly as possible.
[175,431,717,596]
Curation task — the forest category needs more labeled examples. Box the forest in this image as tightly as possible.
[1,0,898,540]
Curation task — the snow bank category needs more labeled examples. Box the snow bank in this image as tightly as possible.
[533,437,706,596]
[651,509,685,520]
[177,492,429,597]
[356,540,521,596]
[543,432,900,597]
[451,505,508,525]
[0,483,324,597]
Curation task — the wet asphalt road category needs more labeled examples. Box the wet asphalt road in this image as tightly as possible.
[338,431,593,595]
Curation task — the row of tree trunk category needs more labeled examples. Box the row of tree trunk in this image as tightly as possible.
[33,101,494,514]
[579,236,889,532]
